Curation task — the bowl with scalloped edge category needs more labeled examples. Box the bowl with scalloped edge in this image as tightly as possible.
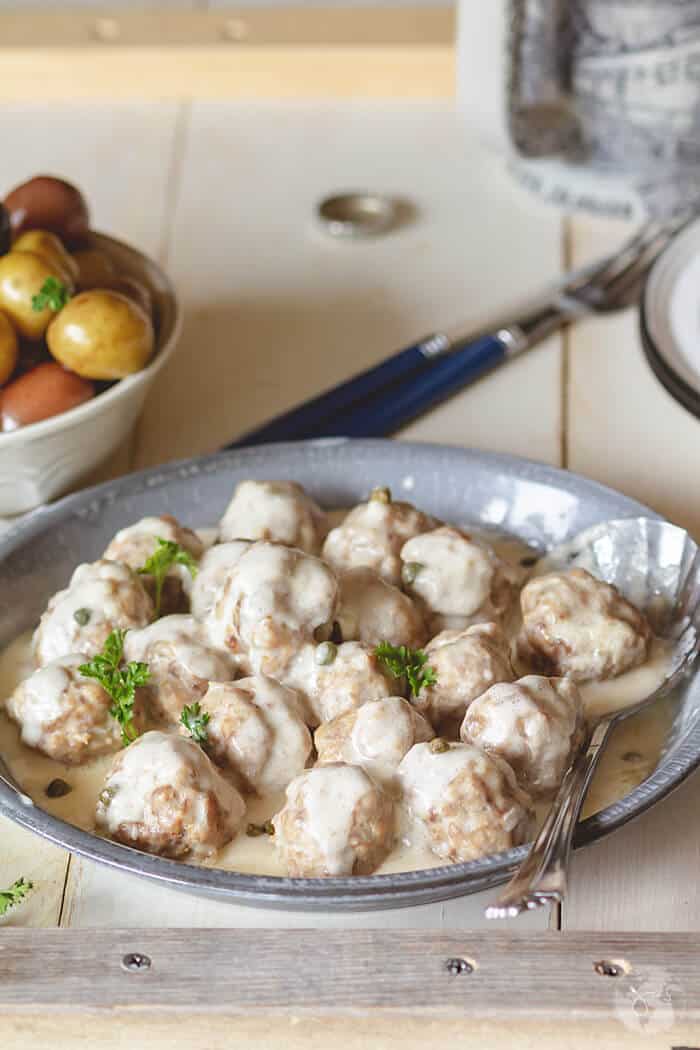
[0,232,181,516]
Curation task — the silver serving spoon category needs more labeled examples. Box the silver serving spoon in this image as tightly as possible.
[485,517,700,919]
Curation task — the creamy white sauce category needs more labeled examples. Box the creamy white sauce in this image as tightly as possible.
[401,527,495,617]
[274,764,380,876]
[0,515,678,878]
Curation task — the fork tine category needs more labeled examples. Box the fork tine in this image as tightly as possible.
[562,222,663,298]
[599,210,698,303]
[566,208,698,308]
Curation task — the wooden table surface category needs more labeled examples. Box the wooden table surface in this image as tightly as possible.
[2,99,700,940]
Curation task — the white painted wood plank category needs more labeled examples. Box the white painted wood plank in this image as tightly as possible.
[565,215,700,536]
[0,101,182,928]
[62,855,549,929]
[564,214,700,931]
[135,101,563,469]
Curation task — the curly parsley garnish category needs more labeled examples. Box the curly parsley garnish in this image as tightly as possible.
[180,701,210,746]
[31,276,72,313]
[0,877,33,917]
[79,629,150,746]
[374,641,437,699]
[137,537,198,618]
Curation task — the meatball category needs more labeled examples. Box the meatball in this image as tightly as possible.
[5,653,128,764]
[188,676,312,795]
[190,540,252,620]
[219,479,326,554]
[284,641,392,726]
[322,491,437,586]
[315,696,433,789]
[415,623,514,737]
[399,742,534,864]
[95,730,245,860]
[103,515,203,614]
[33,560,153,667]
[336,568,427,649]
[400,526,514,631]
[272,763,395,876]
[461,675,584,797]
[123,615,236,725]
[517,568,652,682]
[204,541,338,677]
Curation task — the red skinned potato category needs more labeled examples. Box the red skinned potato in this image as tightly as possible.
[1,361,94,431]
[47,289,155,379]
[4,176,90,246]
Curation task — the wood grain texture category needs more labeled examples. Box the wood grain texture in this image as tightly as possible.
[134,101,563,468]
[60,857,550,930]
[0,8,455,100]
[1,1016,699,1050]
[0,102,182,928]
[0,929,698,1019]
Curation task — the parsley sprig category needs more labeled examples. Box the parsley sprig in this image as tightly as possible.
[138,537,198,618]
[79,629,150,746]
[31,276,72,313]
[0,877,33,917]
[180,701,210,746]
[374,641,438,698]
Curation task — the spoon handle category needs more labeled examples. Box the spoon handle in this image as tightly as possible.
[485,717,615,919]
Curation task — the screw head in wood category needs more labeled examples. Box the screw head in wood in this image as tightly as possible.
[445,957,473,976]
[121,952,152,973]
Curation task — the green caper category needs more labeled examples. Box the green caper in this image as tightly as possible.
[45,778,72,799]
[247,821,275,837]
[315,641,338,666]
[370,486,391,504]
[401,561,423,586]
[73,607,91,626]
[430,738,450,754]
[98,786,117,807]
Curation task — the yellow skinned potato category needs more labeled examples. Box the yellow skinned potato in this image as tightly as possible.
[13,229,79,286]
[0,310,19,385]
[47,289,155,379]
[0,250,70,340]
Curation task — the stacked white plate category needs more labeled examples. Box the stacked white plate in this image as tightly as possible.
[642,218,700,418]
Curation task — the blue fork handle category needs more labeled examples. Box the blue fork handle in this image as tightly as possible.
[323,333,509,438]
[227,334,449,449]
[231,332,509,446]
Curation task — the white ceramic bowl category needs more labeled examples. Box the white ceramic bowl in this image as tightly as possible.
[0,232,181,516]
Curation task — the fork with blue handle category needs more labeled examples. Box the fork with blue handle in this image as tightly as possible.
[226,213,696,449]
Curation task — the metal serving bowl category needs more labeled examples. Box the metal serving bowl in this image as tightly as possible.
[1,439,699,911]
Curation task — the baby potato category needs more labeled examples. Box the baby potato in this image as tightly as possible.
[47,289,155,379]
[1,361,94,431]
[14,230,79,286]
[72,247,116,290]
[0,311,18,385]
[4,176,90,246]
[0,250,70,340]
